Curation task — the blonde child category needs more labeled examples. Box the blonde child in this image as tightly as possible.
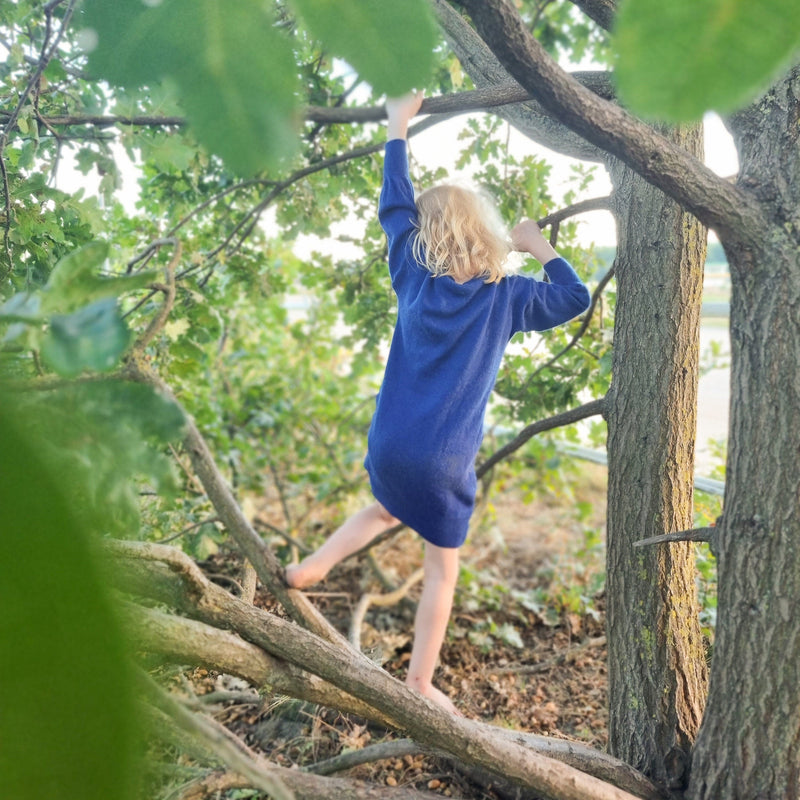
[286,93,590,715]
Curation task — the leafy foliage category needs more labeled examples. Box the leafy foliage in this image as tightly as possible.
[614,0,800,120]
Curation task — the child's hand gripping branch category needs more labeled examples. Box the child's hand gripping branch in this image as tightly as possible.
[385,92,424,141]
[511,218,559,265]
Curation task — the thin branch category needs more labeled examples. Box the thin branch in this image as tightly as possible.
[2,78,613,133]
[139,671,294,800]
[158,516,221,545]
[524,264,615,384]
[305,738,423,775]
[475,397,606,479]
[121,360,348,646]
[350,568,424,651]
[130,238,181,355]
[634,527,717,548]
[537,195,613,230]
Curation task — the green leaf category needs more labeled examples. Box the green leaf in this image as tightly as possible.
[43,241,154,314]
[614,0,800,120]
[80,0,174,87]
[41,298,130,377]
[82,0,301,174]
[0,399,140,800]
[290,0,437,95]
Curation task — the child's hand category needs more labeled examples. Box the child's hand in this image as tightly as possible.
[386,91,424,122]
[511,219,558,264]
[385,91,424,140]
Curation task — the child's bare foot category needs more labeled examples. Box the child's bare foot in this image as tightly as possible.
[285,561,327,590]
[407,679,463,716]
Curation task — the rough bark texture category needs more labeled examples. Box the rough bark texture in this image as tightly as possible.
[604,124,709,789]
[687,66,800,800]
[432,0,608,163]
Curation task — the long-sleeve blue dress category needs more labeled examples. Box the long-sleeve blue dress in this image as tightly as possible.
[364,139,591,548]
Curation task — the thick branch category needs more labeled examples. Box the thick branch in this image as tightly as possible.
[110,540,652,800]
[476,398,606,478]
[122,596,398,727]
[453,0,765,241]
[432,0,607,163]
[566,0,617,32]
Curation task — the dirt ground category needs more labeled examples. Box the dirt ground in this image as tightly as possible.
[183,463,610,799]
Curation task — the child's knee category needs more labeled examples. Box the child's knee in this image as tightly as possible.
[374,502,398,526]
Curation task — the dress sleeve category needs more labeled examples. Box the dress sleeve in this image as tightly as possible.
[508,257,591,334]
[378,139,425,296]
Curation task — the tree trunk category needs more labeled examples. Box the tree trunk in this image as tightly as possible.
[605,123,709,788]
[688,68,800,800]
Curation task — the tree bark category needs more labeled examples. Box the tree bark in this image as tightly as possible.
[604,124,709,789]
[687,67,800,800]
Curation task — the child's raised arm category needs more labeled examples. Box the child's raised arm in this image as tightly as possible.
[385,92,424,141]
[511,219,559,266]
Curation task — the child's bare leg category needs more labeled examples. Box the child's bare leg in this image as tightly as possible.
[406,542,462,715]
[285,501,398,589]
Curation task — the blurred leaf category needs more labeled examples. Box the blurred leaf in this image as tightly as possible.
[0,399,140,800]
[41,298,130,377]
[43,241,154,313]
[614,0,800,120]
[290,0,437,95]
[82,0,300,174]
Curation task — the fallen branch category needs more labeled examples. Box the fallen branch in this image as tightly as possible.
[350,568,424,651]
[305,738,422,775]
[496,636,607,675]
[140,671,294,800]
[111,540,662,800]
[122,359,347,645]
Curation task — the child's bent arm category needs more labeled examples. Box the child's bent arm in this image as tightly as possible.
[511,219,558,265]
[385,92,424,141]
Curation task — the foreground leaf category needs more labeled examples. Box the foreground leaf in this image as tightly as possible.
[41,297,130,377]
[289,0,437,95]
[0,400,140,800]
[82,0,300,174]
[614,0,800,120]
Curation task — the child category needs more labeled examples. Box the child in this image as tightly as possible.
[286,92,590,715]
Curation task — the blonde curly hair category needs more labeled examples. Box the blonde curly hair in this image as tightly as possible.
[412,184,511,284]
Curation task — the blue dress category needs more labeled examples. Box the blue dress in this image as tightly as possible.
[364,139,591,548]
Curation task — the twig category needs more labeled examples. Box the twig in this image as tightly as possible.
[305,738,423,775]
[524,264,616,385]
[158,516,220,545]
[131,238,181,354]
[241,561,258,604]
[138,671,294,800]
[349,568,424,651]
[496,636,607,674]
[254,519,312,555]
[634,527,717,548]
